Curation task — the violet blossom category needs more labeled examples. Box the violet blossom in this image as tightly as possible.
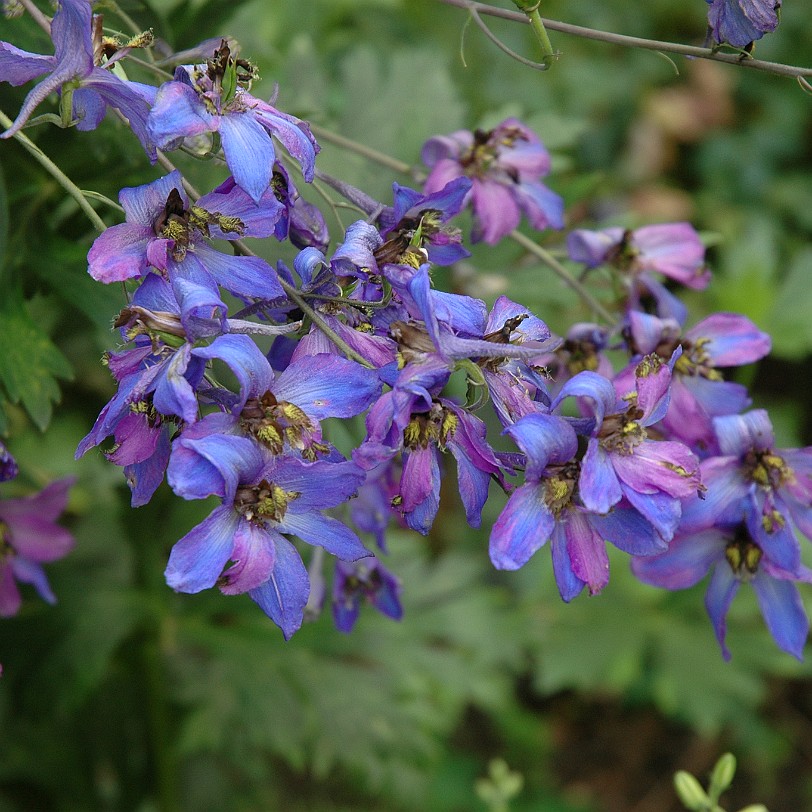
[332,557,403,633]
[705,0,782,48]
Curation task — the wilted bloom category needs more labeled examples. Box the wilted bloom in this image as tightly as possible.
[0,0,156,155]
[567,223,708,321]
[680,410,812,575]
[489,413,668,599]
[0,478,75,617]
[422,118,564,244]
[618,310,771,453]
[705,0,781,48]
[332,557,402,633]
[633,522,811,660]
[148,40,318,203]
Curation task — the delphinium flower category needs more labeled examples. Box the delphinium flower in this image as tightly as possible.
[532,322,614,396]
[680,410,812,574]
[551,357,702,540]
[632,521,811,660]
[705,0,782,49]
[164,434,370,638]
[87,170,286,336]
[0,478,75,617]
[0,0,156,156]
[566,223,708,322]
[332,557,403,633]
[421,118,564,244]
[489,413,669,599]
[0,441,17,483]
[148,40,318,203]
[616,310,771,454]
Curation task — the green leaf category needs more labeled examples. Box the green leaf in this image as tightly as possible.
[767,248,812,359]
[0,294,73,431]
[0,163,7,284]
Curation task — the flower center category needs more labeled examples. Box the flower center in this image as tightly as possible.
[744,448,793,492]
[725,532,762,582]
[542,461,579,517]
[240,392,327,460]
[673,338,723,381]
[597,404,646,455]
[234,478,300,524]
[403,403,458,450]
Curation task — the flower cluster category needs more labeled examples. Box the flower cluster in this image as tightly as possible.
[0,3,807,659]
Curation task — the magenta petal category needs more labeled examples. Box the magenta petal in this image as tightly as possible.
[219,520,276,595]
[565,513,610,594]
[471,179,521,244]
[687,313,771,367]
[0,562,22,618]
[4,514,74,562]
[613,440,700,499]
[0,478,73,523]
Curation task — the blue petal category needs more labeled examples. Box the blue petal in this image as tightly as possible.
[165,506,240,593]
[148,80,215,149]
[504,413,578,480]
[579,439,622,514]
[194,244,285,302]
[192,335,274,408]
[631,529,722,589]
[704,563,740,661]
[249,534,309,639]
[219,112,275,203]
[490,482,555,570]
[270,457,366,511]
[277,511,370,561]
[752,571,808,660]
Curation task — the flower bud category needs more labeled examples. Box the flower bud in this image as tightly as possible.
[673,771,710,810]
[708,753,736,799]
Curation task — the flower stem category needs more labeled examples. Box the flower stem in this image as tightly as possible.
[18,0,51,34]
[310,124,415,176]
[0,108,107,232]
[509,230,615,324]
[436,0,812,81]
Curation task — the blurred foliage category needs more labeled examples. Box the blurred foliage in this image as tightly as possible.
[1,0,812,810]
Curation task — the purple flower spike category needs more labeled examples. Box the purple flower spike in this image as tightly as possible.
[0,0,156,157]
[705,0,781,48]
[422,118,564,244]
[633,522,811,660]
[147,41,319,203]
[332,557,403,633]
[0,478,75,617]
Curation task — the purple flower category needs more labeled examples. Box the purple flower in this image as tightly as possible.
[567,223,708,321]
[680,410,812,575]
[633,522,810,660]
[0,0,156,156]
[617,310,771,453]
[87,171,285,335]
[489,413,668,599]
[551,359,702,539]
[147,41,319,203]
[705,0,781,48]
[422,118,564,244]
[376,178,472,266]
[0,441,17,483]
[332,557,403,633]
[0,478,75,617]
[164,435,369,638]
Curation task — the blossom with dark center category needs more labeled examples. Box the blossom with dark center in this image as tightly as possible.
[633,521,811,660]
[705,0,781,49]
[148,40,318,203]
[566,223,708,322]
[375,178,472,266]
[332,556,403,633]
[356,359,505,534]
[679,410,812,575]
[0,478,75,617]
[616,310,771,453]
[532,323,614,396]
[0,441,17,483]
[489,413,667,599]
[164,435,369,638]
[551,357,701,539]
[422,118,564,244]
[0,0,156,156]
[88,171,285,336]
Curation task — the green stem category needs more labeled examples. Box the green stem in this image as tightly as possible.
[0,108,107,232]
[509,230,615,324]
[309,124,415,176]
[436,0,812,81]
[527,9,556,67]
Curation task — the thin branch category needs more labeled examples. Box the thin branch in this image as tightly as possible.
[19,0,51,34]
[0,109,107,232]
[509,230,615,324]
[436,0,812,81]
[467,4,551,71]
[310,124,415,176]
